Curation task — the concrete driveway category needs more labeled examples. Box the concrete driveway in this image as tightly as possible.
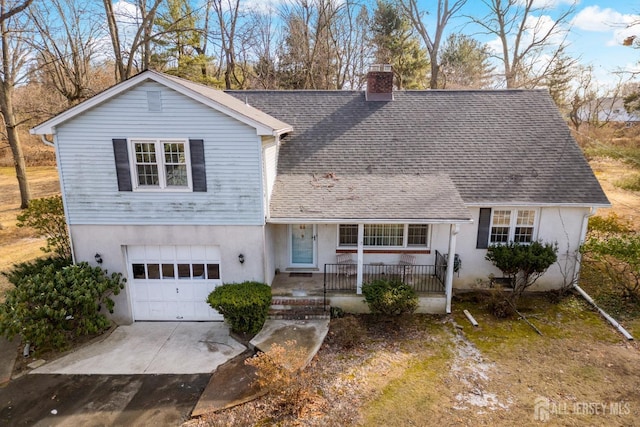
[32,322,246,374]
[0,322,246,426]
[0,373,210,426]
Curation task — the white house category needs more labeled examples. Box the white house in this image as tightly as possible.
[31,68,610,324]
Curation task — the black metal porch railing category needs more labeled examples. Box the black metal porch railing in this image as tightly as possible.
[323,262,446,297]
[435,250,447,285]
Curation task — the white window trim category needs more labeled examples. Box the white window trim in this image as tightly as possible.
[489,208,539,244]
[128,138,193,192]
[337,224,431,250]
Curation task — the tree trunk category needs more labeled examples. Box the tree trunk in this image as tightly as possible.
[0,83,30,208]
[429,61,439,89]
[0,2,30,208]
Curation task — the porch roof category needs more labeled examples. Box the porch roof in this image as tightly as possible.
[268,173,472,223]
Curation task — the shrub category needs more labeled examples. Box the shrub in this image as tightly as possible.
[207,281,271,334]
[486,241,558,305]
[0,261,125,353]
[16,195,71,260]
[581,214,640,302]
[245,340,313,417]
[362,279,418,316]
[484,290,514,318]
[2,256,72,285]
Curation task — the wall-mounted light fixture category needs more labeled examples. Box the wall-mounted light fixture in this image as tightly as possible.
[94,253,103,264]
[238,254,245,264]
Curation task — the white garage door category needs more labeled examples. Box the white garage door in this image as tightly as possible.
[128,245,223,321]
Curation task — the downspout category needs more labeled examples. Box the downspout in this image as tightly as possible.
[356,223,364,294]
[445,223,460,314]
[40,134,55,148]
[574,207,597,286]
[43,130,76,264]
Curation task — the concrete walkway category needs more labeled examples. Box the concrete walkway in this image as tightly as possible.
[32,322,246,375]
[192,319,329,417]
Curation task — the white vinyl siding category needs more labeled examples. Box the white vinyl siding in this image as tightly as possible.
[55,81,264,225]
[262,137,277,213]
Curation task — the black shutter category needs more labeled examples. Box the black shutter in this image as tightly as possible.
[112,139,132,191]
[190,139,207,192]
[476,208,492,249]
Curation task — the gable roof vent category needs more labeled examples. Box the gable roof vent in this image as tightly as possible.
[366,64,393,102]
[147,90,162,112]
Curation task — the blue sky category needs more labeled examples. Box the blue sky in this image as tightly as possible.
[445,0,640,88]
[114,0,640,89]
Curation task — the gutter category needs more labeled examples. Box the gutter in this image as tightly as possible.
[574,285,634,340]
[574,207,597,286]
[39,134,55,148]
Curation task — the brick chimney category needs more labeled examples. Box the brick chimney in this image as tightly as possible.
[365,64,393,101]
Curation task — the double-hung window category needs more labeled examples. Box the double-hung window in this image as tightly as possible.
[489,209,536,244]
[338,224,430,248]
[130,139,191,190]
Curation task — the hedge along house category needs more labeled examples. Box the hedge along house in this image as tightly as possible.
[31,68,609,324]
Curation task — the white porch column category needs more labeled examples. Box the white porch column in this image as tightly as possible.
[356,223,364,294]
[445,224,460,314]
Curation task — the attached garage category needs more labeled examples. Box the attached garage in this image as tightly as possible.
[127,245,223,321]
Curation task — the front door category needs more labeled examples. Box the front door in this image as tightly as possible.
[290,224,316,267]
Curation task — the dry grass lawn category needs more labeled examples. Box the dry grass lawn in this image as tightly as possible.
[0,167,59,298]
[192,295,640,427]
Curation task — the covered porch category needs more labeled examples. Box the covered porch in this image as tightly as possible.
[270,268,448,314]
[266,173,473,314]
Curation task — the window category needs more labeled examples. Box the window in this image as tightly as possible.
[408,224,429,246]
[489,209,537,244]
[364,224,404,246]
[339,224,358,246]
[131,262,220,280]
[338,224,430,248]
[130,139,191,190]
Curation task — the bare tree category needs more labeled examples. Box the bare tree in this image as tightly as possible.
[400,0,467,89]
[278,0,366,90]
[469,0,576,89]
[335,3,372,89]
[249,9,280,89]
[211,0,243,89]
[102,0,163,82]
[0,0,34,208]
[29,0,105,106]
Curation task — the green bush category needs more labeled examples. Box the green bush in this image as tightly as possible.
[16,195,71,259]
[0,261,125,353]
[207,281,271,334]
[362,279,418,316]
[581,214,640,303]
[486,241,558,304]
[2,256,72,285]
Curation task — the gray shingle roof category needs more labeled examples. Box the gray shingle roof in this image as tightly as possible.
[229,89,610,220]
[270,173,471,221]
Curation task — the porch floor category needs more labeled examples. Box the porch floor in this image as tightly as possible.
[271,273,338,297]
[270,272,446,297]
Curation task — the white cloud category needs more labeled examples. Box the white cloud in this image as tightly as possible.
[572,5,640,47]
[572,5,638,32]
[516,0,576,9]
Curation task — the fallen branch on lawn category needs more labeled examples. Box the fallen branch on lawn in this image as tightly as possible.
[505,299,542,336]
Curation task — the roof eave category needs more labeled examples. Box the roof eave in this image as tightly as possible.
[266,217,474,224]
[464,202,612,208]
[30,70,293,137]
